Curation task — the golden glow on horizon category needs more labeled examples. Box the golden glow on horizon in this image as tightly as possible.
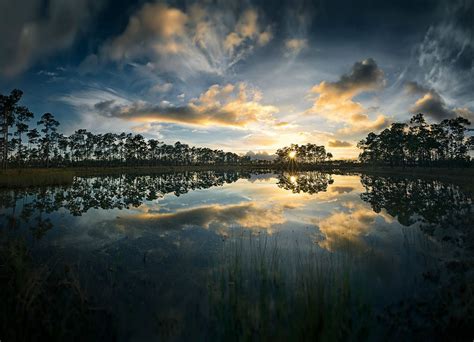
[288,151,296,159]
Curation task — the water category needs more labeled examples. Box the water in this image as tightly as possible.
[1,171,473,341]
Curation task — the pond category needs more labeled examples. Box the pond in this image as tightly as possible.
[1,171,473,341]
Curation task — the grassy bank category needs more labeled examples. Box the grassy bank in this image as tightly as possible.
[0,165,273,188]
[0,169,75,188]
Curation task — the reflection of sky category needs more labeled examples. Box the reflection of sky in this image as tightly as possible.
[19,174,441,266]
[3,172,469,338]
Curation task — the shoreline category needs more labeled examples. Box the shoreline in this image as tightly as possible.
[1,164,472,189]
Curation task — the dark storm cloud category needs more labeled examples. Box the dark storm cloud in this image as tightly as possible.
[0,0,104,77]
[333,58,385,94]
[409,89,455,120]
[405,81,473,121]
[93,100,258,127]
[404,81,473,121]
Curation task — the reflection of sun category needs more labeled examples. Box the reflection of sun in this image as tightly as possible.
[290,175,297,183]
[288,151,296,159]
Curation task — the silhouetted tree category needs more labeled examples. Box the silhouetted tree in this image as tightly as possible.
[358,113,472,167]
[0,89,32,169]
[276,143,332,164]
[37,113,59,168]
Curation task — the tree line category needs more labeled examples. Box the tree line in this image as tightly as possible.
[275,144,333,164]
[1,89,249,169]
[358,113,473,167]
[2,89,473,170]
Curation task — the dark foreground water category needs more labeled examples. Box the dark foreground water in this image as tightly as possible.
[1,171,473,341]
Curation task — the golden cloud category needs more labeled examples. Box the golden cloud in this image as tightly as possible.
[97,3,272,75]
[242,133,280,147]
[122,201,286,235]
[316,202,395,252]
[307,58,389,136]
[94,82,279,128]
[328,139,352,148]
[336,114,390,136]
[103,3,188,60]
[284,38,308,56]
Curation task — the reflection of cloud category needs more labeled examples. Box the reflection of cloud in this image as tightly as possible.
[329,186,354,194]
[92,82,278,128]
[316,203,393,252]
[122,202,286,235]
[307,58,390,136]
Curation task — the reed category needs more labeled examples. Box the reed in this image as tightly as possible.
[208,230,373,341]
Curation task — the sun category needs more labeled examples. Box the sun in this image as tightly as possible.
[288,151,296,159]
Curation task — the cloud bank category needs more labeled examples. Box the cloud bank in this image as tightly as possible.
[92,83,278,128]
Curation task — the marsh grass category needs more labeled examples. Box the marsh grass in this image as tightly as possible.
[0,169,74,188]
[208,230,373,341]
[0,236,114,341]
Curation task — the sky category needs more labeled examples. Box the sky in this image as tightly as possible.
[0,0,473,159]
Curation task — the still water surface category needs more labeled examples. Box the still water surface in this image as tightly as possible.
[1,171,473,340]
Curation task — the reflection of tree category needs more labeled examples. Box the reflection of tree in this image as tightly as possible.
[360,175,473,247]
[277,172,333,194]
[0,171,255,237]
[360,174,474,339]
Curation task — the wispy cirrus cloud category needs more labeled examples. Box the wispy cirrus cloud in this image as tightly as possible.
[284,38,307,56]
[417,1,474,97]
[87,2,272,78]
